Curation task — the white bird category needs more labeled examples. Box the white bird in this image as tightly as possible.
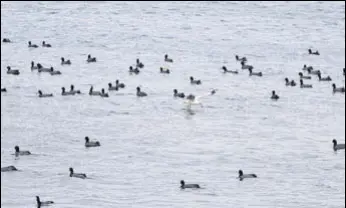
[184,89,217,109]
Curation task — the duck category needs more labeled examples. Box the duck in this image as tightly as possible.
[308,49,320,55]
[164,54,173,62]
[222,66,238,74]
[129,66,140,74]
[6,66,20,75]
[2,38,11,43]
[87,54,97,63]
[238,170,257,181]
[180,180,200,189]
[190,76,202,85]
[28,41,38,48]
[300,79,313,88]
[36,196,54,207]
[160,67,170,74]
[136,87,147,97]
[317,72,332,81]
[271,90,279,100]
[85,136,101,147]
[100,88,109,97]
[307,68,321,75]
[69,168,87,179]
[1,166,18,172]
[136,59,144,68]
[248,68,262,76]
[235,55,247,62]
[37,64,52,73]
[61,87,75,96]
[49,67,61,75]
[173,89,185,98]
[38,90,53,98]
[31,61,39,70]
[108,83,118,91]
[285,78,296,86]
[1,88,7,92]
[14,146,31,156]
[115,80,125,89]
[302,64,313,71]
[332,139,345,151]
[70,85,81,94]
[61,57,71,65]
[298,72,311,79]
[42,41,52,47]
[89,86,101,96]
[332,83,345,93]
[240,61,253,70]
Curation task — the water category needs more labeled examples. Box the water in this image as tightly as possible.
[1,1,345,207]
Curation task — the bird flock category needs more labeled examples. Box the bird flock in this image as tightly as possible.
[1,37,345,207]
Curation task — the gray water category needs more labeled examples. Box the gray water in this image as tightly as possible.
[1,1,345,208]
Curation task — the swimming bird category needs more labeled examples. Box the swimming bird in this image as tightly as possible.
[180,180,200,189]
[160,67,170,74]
[300,79,313,88]
[61,87,75,96]
[14,146,31,156]
[235,55,247,62]
[38,90,53,98]
[136,59,144,68]
[2,38,11,43]
[69,168,87,179]
[28,41,38,48]
[37,64,52,73]
[108,83,118,91]
[89,86,101,96]
[317,72,332,81]
[332,139,345,151]
[129,66,140,74]
[61,57,71,65]
[248,68,262,76]
[308,49,319,55]
[332,84,345,93]
[173,89,185,98]
[240,61,253,70]
[85,136,101,147]
[285,78,296,86]
[115,80,125,89]
[49,67,61,75]
[31,61,39,70]
[100,89,109,97]
[271,90,279,100]
[238,170,257,181]
[164,54,173,62]
[36,196,54,207]
[7,66,20,75]
[136,87,147,97]
[70,85,81,94]
[302,65,313,71]
[298,72,311,80]
[1,88,7,92]
[190,76,202,85]
[222,66,238,74]
[307,68,321,75]
[42,41,52,47]
[1,166,17,172]
[87,54,97,63]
